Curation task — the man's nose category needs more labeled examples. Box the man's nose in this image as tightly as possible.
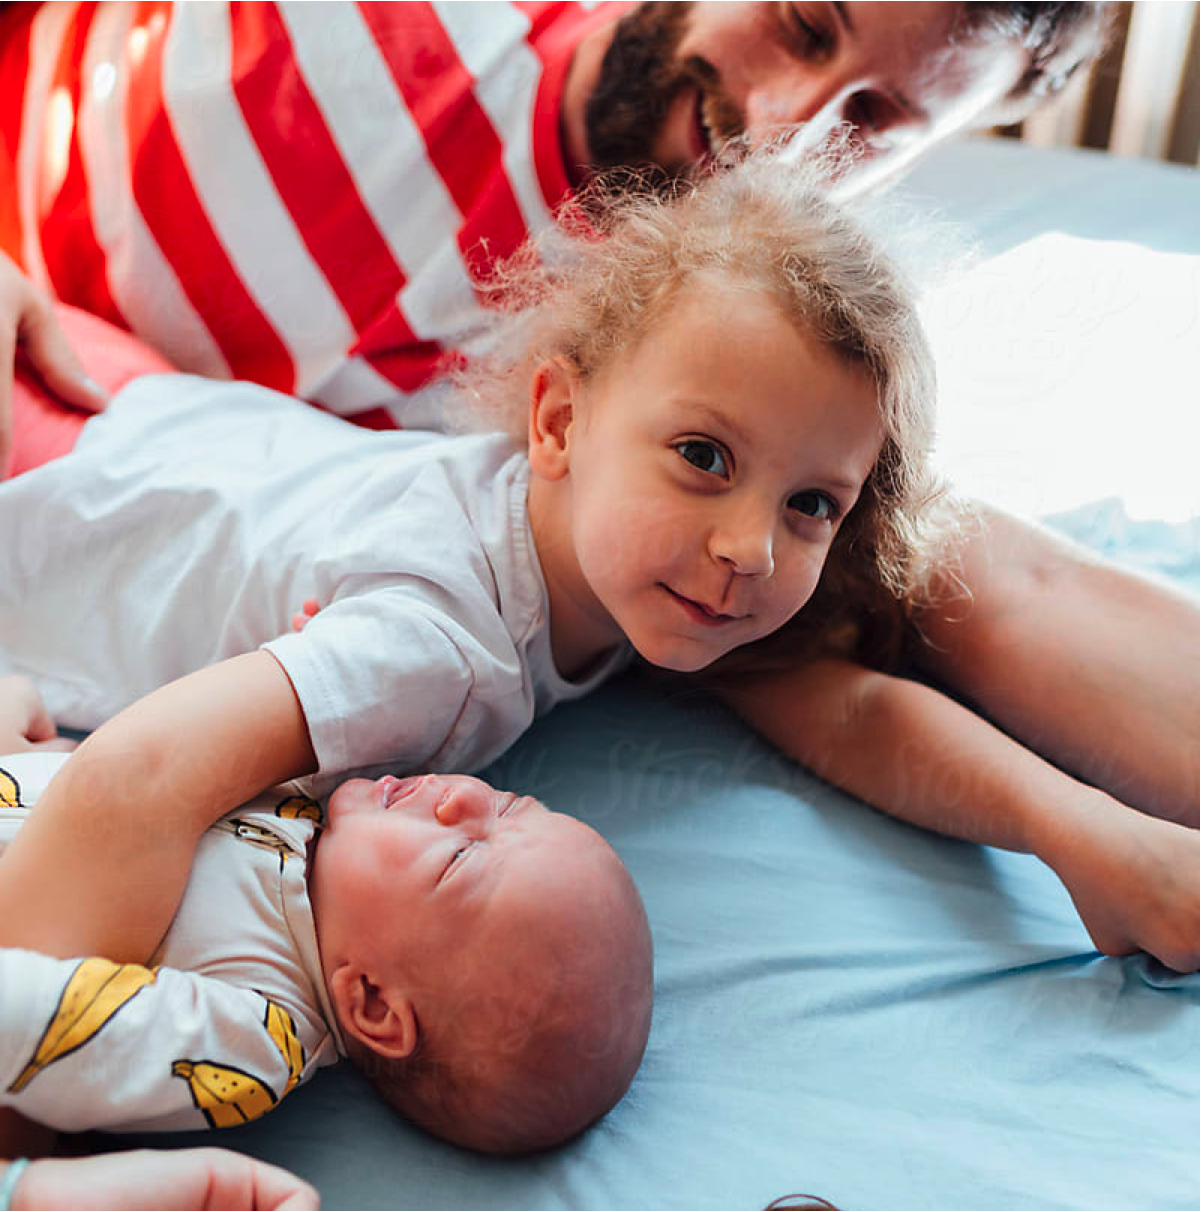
[744,53,844,126]
[744,66,878,157]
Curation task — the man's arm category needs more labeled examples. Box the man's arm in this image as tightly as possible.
[719,657,1199,972]
[0,651,315,962]
[915,505,1200,828]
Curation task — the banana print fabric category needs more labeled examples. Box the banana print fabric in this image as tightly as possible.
[0,752,341,1133]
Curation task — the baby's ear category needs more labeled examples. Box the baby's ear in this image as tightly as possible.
[329,966,417,1060]
[527,359,576,481]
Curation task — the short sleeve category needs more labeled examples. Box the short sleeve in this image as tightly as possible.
[261,577,527,791]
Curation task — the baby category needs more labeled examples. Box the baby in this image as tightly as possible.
[0,721,652,1155]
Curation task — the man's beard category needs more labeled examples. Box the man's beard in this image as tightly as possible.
[583,1,745,195]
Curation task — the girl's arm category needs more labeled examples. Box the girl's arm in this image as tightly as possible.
[718,658,1199,973]
[0,651,315,962]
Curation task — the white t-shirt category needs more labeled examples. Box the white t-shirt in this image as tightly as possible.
[0,375,629,792]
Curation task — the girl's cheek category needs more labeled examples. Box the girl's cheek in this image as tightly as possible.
[586,498,687,579]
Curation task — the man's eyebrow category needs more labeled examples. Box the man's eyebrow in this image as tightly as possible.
[832,1,852,34]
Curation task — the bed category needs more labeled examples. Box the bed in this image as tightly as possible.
[69,138,1199,1211]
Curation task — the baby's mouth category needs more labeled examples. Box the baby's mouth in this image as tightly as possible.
[380,775,423,809]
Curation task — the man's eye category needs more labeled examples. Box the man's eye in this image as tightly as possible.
[789,490,838,520]
[675,440,730,478]
[782,3,831,54]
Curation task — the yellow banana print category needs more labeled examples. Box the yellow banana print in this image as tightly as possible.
[0,767,20,808]
[263,1001,305,1096]
[275,795,322,823]
[9,958,156,1092]
[172,1060,278,1128]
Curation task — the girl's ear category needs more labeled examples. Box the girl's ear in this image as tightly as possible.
[528,359,577,481]
[329,964,418,1060]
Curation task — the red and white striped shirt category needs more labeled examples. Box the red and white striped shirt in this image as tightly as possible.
[0,0,621,428]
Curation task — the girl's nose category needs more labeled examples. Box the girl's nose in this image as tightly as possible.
[709,519,774,578]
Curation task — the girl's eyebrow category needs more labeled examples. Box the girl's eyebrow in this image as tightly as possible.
[676,401,752,448]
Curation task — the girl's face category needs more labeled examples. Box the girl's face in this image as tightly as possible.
[531,284,882,674]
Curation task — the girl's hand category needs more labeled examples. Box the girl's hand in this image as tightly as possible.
[1046,792,1199,973]
[291,598,321,632]
[0,676,76,754]
[9,1148,319,1210]
[0,253,109,478]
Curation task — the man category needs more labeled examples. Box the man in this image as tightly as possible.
[0,1,1195,972]
[0,1,1108,434]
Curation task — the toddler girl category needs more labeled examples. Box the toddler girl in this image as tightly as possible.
[0,151,940,971]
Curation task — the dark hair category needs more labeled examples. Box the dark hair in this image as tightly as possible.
[345,836,654,1156]
[959,2,1118,116]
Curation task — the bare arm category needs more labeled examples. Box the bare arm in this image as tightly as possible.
[0,651,315,962]
[719,658,1199,972]
[915,505,1199,827]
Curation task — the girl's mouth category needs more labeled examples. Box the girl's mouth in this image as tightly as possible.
[663,584,740,627]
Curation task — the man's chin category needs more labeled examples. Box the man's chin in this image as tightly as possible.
[583,0,694,175]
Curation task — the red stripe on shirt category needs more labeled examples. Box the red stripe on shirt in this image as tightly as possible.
[230,2,412,338]
[355,304,447,394]
[125,0,294,390]
[0,3,36,263]
[357,0,529,284]
[38,2,125,326]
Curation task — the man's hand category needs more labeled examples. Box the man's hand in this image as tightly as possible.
[0,252,109,477]
[1045,792,1200,973]
[0,676,75,754]
[9,1148,319,1210]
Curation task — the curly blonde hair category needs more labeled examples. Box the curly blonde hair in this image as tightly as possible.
[456,146,949,669]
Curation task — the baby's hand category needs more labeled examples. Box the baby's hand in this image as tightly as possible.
[0,675,76,754]
[291,597,321,632]
[1049,794,1199,973]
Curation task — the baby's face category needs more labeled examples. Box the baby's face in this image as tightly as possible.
[310,773,611,995]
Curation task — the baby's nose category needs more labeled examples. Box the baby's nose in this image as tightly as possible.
[433,781,491,828]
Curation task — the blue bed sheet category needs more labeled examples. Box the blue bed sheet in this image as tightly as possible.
[79,644,1198,1209]
[70,141,1200,1210]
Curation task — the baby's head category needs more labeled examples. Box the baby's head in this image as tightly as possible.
[461,147,941,675]
[309,772,653,1154]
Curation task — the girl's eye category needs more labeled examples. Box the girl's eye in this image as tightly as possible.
[675,440,730,478]
[788,490,838,521]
